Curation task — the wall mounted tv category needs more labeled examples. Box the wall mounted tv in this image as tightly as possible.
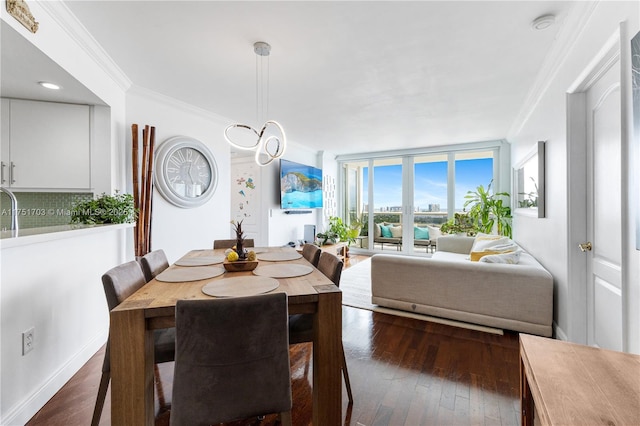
[280,159,323,209]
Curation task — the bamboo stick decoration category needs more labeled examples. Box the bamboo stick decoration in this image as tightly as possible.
[144,127,156,254]
[132,124,140,255]
[132,123,156,257]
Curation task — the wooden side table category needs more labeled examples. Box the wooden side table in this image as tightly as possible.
[520,334,640,426]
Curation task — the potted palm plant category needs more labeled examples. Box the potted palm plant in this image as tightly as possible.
[464,180,512,238]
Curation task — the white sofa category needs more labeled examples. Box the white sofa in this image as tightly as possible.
[370,235,554,336]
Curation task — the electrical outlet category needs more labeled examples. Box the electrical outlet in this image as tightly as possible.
[22,327,34,355]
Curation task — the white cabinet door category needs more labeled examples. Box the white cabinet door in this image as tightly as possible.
[8,99,90,189]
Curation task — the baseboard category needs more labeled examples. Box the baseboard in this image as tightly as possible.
[553,322,568,341]
[1,329,108,425]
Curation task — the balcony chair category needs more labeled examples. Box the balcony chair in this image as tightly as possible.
[289,251,354,403]
[170,293,292,425]
[91,260,175,426]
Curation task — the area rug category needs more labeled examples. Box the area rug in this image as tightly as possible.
[340,257,503,335]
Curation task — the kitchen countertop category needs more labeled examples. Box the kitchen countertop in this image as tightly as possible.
[1,223,134,249]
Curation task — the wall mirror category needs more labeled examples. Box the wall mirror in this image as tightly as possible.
[513,141,545,218]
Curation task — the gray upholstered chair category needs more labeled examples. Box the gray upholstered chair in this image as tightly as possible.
[139,249,169,282]
[289,251,353,403]
[213,238,255,249]
[301,243,321,267]
[91,260,175,426]
[171,293,292,426]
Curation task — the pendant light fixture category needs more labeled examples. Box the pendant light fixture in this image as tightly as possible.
[225,41,286,166]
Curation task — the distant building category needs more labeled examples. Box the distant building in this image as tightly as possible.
[428,204,440,212]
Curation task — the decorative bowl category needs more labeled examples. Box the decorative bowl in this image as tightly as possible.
[223,260,258,272]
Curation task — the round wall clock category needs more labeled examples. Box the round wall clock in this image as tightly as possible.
[154,136,218,208]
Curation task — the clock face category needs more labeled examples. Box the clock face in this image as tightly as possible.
[155,137,218,208]
[166,147,212,198]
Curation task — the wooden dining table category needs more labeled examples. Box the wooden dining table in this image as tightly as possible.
[109,247,343,425]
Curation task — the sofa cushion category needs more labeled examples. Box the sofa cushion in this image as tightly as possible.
[374,223,382,238]
[470,233,508,252]
[427,225,442,240]
[414,226,429,240]
[390,225,402,238]
[380,224,393,238]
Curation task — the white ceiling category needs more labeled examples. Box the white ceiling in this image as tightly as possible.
[7,1,574,156]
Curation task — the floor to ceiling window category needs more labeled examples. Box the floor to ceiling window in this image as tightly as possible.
[339,141,507,255]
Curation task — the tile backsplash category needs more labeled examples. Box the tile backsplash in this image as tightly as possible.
[0,192,93,230]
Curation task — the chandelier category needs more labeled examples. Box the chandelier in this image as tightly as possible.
[224,41,286,166]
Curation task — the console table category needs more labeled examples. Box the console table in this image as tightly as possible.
[519,334,640,426]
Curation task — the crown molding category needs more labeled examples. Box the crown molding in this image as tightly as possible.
[127,85,231,125]
[507,1,600,139]
[38,2,132,92]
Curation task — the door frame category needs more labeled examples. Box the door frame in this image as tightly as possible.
[566,25,630,348]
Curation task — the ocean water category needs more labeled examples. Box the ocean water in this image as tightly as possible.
[281,189,323,209]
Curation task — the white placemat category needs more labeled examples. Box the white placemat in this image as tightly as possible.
[156,266,225,282]
[175,255,225,267]
[252,263,313,278]
[201,276,280,297]
[257,250,302,261]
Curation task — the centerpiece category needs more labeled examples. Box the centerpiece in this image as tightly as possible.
[223,220,258,271]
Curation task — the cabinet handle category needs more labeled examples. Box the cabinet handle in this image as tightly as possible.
[1,162,5,184]
[10,162,15,184]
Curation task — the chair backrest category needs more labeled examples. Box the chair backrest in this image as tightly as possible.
[213,239,255,249]
[139,249,169,282]
[301,244,321,267]
[171,293,292,425]
[101,260,147,311]
[317,252,343,286]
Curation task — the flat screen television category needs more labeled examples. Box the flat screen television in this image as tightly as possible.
[280,159,323,209]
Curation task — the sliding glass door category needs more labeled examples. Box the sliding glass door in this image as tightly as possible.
[341,144,501,255]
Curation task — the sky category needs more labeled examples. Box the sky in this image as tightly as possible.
[363,158,493,211]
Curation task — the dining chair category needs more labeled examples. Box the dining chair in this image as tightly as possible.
[301,243,321,267]
[213,238,255,249]
[139,249,169,282]
[288,251,353,403]
[171,293,292,426]
[91,260,176,426]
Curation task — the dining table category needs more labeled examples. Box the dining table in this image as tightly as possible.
[109,246,343,425]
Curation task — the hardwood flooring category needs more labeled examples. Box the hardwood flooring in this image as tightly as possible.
[26,255,521,426]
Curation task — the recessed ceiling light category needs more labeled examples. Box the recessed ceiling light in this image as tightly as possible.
[38,81,61,90]
[531,14,555,30]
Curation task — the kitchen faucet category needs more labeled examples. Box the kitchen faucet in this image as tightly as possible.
[0,186,19,233]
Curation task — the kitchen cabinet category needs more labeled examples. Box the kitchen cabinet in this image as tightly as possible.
[1,99,91,190]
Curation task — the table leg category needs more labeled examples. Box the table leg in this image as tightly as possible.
[313,288,342,425]
[111,308,154,426]
[520,356,534,426]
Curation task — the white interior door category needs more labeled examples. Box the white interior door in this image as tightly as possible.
[585,58,623,351]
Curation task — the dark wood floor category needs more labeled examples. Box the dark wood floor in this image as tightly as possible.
[27,255,521,426]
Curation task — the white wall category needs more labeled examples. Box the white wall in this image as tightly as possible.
[0,3,128,423]
[263,141,328,247]
[508,1,640,352]
[126,88,232,264]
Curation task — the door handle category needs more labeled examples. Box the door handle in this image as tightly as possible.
[1,162,5,184]
[10,162,15,184]
[579,242,592,252]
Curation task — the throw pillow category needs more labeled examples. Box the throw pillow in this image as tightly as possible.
[470,233,509,253]
[479,250,522,264]
[427,225,442,239]
[470,241,519,261]
[414,226,430,240]
[374,223,382,238]
[380,224,393,238]
[390,225,402,238]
